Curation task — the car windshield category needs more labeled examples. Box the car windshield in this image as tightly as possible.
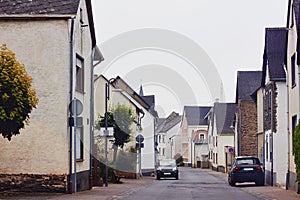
[159,159,176,167]
[236,158,260,165]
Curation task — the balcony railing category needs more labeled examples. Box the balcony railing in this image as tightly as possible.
[193,139,208,144]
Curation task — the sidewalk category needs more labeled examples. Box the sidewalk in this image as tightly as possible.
[0,177,154,200]
[53,177,154,200]
[206,168,300,200]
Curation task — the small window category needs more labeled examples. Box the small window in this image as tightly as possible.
[76,55,84,93]
[76,126,84,161]
[292,115,297,153]
[199,134,204,140]
[291,53,296,87]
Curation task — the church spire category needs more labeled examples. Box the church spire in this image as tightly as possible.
[139,84,144,96]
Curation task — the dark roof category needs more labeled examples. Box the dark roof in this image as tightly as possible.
[214,103,237,134]
[183,106,211,126]
[235,71,262,102]
[262,27,287,83]
[142,95,155,109]
[161,112,182,132]
[0,0,80,15]
[0,0,96,47]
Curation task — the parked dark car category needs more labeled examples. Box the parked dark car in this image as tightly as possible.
[228,156,264,186]
[156,159,179,180]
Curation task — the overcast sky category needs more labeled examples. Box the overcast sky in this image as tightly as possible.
[92,0,288,117]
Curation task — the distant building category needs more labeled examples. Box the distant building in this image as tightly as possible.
[234,71,262,157]
[181,106,211,166]
[207,103,237,172]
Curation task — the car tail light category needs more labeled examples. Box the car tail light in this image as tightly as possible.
[255,166,263,171]
[232,166,240,172]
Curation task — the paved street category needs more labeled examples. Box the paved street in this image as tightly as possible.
[120,167,258,200]
[1,167,300,200]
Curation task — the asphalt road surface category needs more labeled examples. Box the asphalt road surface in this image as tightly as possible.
[119,167,260,200]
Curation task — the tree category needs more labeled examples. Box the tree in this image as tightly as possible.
[294,119,300,193]
[0,44,39,140]
[95,103,136,148]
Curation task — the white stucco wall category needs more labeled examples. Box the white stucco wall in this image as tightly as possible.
[165,122,181,159]
[94,76,155,172]
[287,20,299,175]
[273,82,288,186]
[0,19,71,174]
[217,135,234,168]
[0,1,94,175]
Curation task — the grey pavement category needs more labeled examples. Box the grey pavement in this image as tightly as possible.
[1,168,300,200]
[206,168,300,200]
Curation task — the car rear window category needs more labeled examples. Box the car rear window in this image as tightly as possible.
[159,159,176,166]
[236,158,260,165]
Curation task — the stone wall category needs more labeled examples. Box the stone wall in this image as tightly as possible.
[0,174,67,193]
[239,100,258,156]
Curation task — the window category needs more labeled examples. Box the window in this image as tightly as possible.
[76,55,84,93]
[162,148,165,156]
[199,134,204,140]
[292,115,297,153]
[291,53,296,87]
[76,126,84,161]
[266,135,269,161]
[162,135,165,143]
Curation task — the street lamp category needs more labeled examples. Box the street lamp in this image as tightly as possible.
[104,78,117,187]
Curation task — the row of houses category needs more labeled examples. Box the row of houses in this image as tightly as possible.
[155,0,300,194]
[1,0,300,195]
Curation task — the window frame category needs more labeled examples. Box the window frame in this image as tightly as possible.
[291,53,296,88]
[75,55,84,93]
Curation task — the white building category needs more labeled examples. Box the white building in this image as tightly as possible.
[0,0,101,193]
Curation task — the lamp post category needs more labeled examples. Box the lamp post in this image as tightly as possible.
[104,82,109,187]
[104,78,117,187]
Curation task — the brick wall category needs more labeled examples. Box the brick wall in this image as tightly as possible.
[239,100,258,156]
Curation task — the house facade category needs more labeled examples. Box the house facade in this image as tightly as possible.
[181,106,211,166]
[259,27,288,187]
[234,71,262,157]
[286,0,300,191]
[155,112,182,160]
[0,0,99,193]
[208,103,236,172]
[111,76,157,175]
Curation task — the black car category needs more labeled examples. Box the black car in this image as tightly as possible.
[156,159,179,180]
[228,156,264,186]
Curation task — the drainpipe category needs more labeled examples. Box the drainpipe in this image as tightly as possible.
[283,64,290,190]
[262,87,266,174]
[89,47,95,190]
[270,89,274,186]
[68,18,75,194]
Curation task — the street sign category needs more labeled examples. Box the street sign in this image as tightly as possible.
[98,127,114,137]
[69,99,83,116]
[136,134,144,143]
[136,142,144,148]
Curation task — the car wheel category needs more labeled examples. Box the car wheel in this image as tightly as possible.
[175,174,179,180]
[255,179,264,186]
[228,177,235,186]
[156,175,160,180]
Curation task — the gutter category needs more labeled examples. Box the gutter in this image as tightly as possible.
[0,14,75,19]
[68,18,75,194]
[283,64,290,190]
